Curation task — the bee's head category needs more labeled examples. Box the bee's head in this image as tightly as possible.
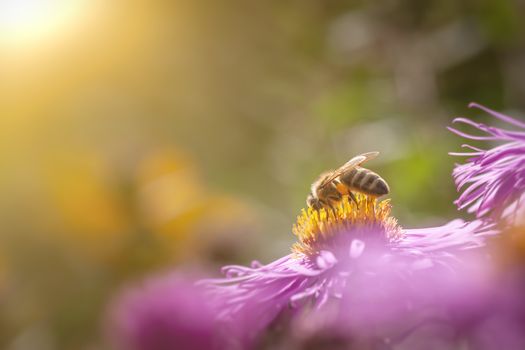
[306,193,323,210]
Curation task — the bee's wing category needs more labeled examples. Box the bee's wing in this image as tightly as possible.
[319,152,380,188]
[353,151,379,165]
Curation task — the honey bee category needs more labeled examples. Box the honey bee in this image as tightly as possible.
[306,152,389,210]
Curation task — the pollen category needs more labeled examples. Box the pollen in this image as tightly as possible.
[292,193,402,256]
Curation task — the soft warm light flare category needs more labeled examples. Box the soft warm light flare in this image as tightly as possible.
[0,0,90,47]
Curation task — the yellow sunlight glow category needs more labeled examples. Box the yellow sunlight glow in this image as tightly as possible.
[0,0,91,48]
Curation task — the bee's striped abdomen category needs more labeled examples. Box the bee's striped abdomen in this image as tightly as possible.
[340,167,389,196]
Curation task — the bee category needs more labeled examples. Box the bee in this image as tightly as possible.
[306,151,389,210]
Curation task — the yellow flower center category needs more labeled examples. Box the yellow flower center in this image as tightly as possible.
[292,193,402,256]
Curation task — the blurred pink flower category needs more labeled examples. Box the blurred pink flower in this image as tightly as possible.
[108,273,234,350]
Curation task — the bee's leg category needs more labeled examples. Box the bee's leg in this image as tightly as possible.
[325,200,336,211]
[348,191,359,209]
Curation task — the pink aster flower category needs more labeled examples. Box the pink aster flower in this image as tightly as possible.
[449,103,525,225]
[201,195,497,348]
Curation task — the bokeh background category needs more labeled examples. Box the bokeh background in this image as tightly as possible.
[1,0,525,349]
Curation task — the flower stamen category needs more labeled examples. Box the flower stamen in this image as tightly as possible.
[292,193,402,255]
